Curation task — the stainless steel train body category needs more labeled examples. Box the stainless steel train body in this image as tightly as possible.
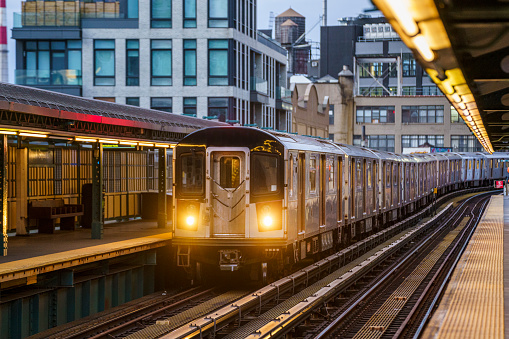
[172,127,506,277]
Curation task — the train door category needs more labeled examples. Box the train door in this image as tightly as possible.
[363,159,367,215]
[382,161,387,209]
[320,154,326,227]
[298,153,305,235]
[337,156,343,223]
[351,157,356,220]
[210,150,246,237]
[373,161,378,212]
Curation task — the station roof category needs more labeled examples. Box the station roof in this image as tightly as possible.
[0,82,224,143]
[373,0,509,153]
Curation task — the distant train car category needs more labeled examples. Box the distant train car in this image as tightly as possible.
[172,127,503,282]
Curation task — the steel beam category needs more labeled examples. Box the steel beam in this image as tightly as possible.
[91,142,103,239]
[0,134,6,255]
[158,147,167,228]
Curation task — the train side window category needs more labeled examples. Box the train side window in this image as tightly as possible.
[309,156,317,193]
[218,156,241,188]
[180,152,204,195]
[468,160,471,170]
[367,162,372,188]
[385,162,390,188]
[327,157,335,191]
[356,160,362,189]
[251,153,279,196]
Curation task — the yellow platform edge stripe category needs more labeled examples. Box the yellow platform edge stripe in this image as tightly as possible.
[0,232,172,283]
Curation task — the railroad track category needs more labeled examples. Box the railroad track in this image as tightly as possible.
[310,191,491,338]
[151,190,490,339]
[29,286,223,339]
[29,188,493,339]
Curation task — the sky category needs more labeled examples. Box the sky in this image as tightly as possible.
[256,0,377,43]
[4,0,377,83]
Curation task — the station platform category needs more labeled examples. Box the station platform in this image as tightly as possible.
[0,221,172,288]
[422,194,505,338]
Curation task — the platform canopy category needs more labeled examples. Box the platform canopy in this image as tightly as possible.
[373,0,509,154]
[0,82,224,144]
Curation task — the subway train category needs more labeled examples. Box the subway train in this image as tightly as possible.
[172,127,508,281]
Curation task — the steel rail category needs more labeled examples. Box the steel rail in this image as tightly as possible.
[408,197,491,339]
[313,191,492,339]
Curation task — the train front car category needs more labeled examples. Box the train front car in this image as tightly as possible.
[173,127,286,281]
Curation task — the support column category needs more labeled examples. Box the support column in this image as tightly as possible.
[15,138,28,236]
[157,147,167,228]
[0,135,7,255]
[91,142,103,239]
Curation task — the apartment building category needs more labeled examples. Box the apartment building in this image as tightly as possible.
[12,0,291,130]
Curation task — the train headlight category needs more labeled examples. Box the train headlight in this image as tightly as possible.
[186,215,196,226]
[262,215,273,228]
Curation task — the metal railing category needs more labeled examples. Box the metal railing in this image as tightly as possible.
[15,69,82,86]
[250,76,268,94]
[276,86,292,102]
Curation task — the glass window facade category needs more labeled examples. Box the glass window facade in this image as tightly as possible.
[126,39,139,86]
[421,85,441,96]
[359,87,385,96]
[184,0,197,28]
[356,106,395,123]
[151,97,172,112]
[209,0,228,27]
[402,53,416,77]
[20,40,82,86]
[402,135,444,148]
[450,106,465,123]
[151,40,172,86]
[359,62,383,78]
[94,40,115,86]
[353,135,395,152]
[126,97,140,106]
[451,135,483,152]
[208,97,229,122]
[402,105,444,123]
[151,0,172,27]
[184,40,197,86]
[208,40,229,86]
[183,97,197,115]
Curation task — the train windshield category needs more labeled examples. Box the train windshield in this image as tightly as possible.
[251,153,279,195]
[180,152,204,195]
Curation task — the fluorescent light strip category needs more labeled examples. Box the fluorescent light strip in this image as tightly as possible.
[138,143,154,147]
[98,139,119,144]
[75,137,97,142]
[19,132,48,138]
[155,144,170,148]
[0,130,17,135]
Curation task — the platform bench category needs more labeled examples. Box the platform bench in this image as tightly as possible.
[29,199,84,234]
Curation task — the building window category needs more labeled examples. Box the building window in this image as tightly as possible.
[94,97,115,102]
[402,86,416,95]
[94,40,115,86]
[353,135,362,147]
[184,40,197,86]
[184,0,197,28]
[126,97,140,106]
[329,133,334,141]
[359,62,383,78]
[151,0,171,28]
[402,54,416,77]
[151,40,172,86]
[450,106,465,123]
[208,40,229,86]
[151,97,172,112]
[402,135,444,148]
[368,135,395,152]
[208,97,229,122]
[328,105,334,125]
[421,85,441,96]
[209,0,228,27]
[402,105,444,123]
[126,39,139,86]
[356,106,395,123]
[451,135,483,152]
[183,97,197,115]
[20,40,82,86]
[359,87,385,96]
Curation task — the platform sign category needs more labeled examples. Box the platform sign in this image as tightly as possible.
[495,180,504,189]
